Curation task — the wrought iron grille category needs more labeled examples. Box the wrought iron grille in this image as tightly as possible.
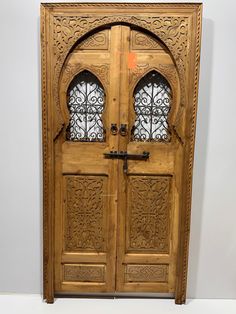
[131,71,172,142]
[66,70,105,142]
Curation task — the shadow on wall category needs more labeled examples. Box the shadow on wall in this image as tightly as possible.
[187,18,214,299]
[37,15,43,296]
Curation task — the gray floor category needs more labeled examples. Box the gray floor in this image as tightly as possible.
[0,294,236,314]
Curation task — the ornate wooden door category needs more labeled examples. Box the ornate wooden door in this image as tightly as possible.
[41,3,202,304]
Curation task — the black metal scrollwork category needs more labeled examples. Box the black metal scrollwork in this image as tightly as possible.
[66,70,105,142]
[131,70,172,142]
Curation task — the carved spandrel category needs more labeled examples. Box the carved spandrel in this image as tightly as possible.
[127,176,171,253]
[64,176,107,252]
[130,64,178,90]
[62,63,110,88]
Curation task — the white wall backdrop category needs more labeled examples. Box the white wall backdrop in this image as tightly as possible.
[0,0,236,299]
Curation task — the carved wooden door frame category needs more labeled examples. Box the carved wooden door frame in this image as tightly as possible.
[41,3,202,304]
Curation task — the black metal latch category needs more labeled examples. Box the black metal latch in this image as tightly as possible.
[104,151,150,174]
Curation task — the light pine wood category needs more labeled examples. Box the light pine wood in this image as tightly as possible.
[54,25,123,295]
[115,27,182,294]
[41,3,202,304]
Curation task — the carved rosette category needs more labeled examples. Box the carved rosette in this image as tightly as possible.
[52,15,189,138]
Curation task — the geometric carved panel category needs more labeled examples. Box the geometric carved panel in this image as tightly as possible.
[64,175,107,251]
[127,176,171,253]
[131,30,167,51]
[64,264,105,282]
[125,264,168,283]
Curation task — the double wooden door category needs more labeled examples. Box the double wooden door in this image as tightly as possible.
[54,24,181,295]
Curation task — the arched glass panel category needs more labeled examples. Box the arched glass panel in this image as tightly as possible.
[66,70,105,142]
[131,71,172,142]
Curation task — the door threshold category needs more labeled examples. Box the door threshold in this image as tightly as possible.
[55,292,174,299]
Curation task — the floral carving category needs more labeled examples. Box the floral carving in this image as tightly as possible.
[127,176,171,253]
[64,176,107,251]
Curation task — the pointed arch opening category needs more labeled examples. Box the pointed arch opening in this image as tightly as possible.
[66,70,106,142]
[131,70,172,142]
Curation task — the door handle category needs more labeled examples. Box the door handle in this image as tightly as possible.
[119,124,128,136]
[110,123,118,135]
[104,151,150,174]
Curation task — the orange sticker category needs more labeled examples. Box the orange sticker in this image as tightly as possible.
[128,52,137,69]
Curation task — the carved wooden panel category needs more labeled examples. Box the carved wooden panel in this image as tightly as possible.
[131,30,167,51]
[75,29,109,50]
[64,175,107,251]
[125,264,168,283]
[64,264,105,282]
[127,176,171,253]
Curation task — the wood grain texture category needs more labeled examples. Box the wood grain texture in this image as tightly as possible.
[41,3,202,303]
